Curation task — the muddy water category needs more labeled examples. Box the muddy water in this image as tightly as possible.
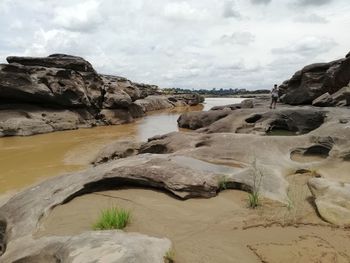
[0,98,244,194]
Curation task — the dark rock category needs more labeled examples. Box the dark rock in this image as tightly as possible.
[7,54,95,72]
[312,93,334,107]
[331,86,350,106]
[0,54,200,137]
[177,109,231,130]
[210,99,254,110]
[92,140,141,165]
[280,52,350,106]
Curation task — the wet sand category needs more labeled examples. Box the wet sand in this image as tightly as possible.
[37,179,350,262]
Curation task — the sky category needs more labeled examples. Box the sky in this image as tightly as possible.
[0,0,349,90]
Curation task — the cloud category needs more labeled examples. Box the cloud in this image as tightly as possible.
[53,0,103,32]
[219,32,255,45]
[250,0,271,4]
[162,2,209,21]
[271,36,337,57]
[294,14,328,24]
[222,1,241,18]
[0,0,349,90]
[295,0,333,6]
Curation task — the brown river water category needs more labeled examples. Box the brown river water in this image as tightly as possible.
[0,98,244,195]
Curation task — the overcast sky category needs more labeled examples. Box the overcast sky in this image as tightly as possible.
[0,0,349,90]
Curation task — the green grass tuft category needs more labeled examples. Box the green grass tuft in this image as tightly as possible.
[164,249,175,263]
[218,176,228,190]
[248,191,260,208]
[93,207,131,230]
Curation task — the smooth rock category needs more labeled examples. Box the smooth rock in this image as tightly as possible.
[308,178,350,226]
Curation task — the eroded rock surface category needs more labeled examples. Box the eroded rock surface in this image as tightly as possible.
[0,54,203,137]
[308,178,350,226]
[279,52,350,105]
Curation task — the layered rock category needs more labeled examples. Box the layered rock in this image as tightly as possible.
[279,52,350,105]
[0,54,203,137]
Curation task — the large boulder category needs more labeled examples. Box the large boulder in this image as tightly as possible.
[308,178,350,226]
[134,96,174,112]
[0,58,103,108]
[0,54,202,137]
[312,85,350,107]
[280,52,350,106]
[7,54,96,72]
[0,104,95,137]
[177,109,232,130]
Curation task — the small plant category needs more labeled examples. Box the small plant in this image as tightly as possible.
[218,176,228,190]
[164,249,175,263]
[93,207,131,230]
[248,191,260,208]
[248,158,263,209]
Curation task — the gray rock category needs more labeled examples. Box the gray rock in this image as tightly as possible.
[3,231,171,263]
[92,140,141,165]
[280,52,350,106]
[7,54,96,72]
[308,178,350,226]
[312,92,334,107]
[177,109,232,130]
[134,96,174,112]
[331,86,350,106]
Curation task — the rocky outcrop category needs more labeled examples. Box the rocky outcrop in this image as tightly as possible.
[177,109,232,130]
[279,52,350,105]
[0,54,203,137]
[308,178,350,226]
[312,85,350,107]
[4,231,171,263]
[178,105,326,135]
[210,99,254,110]
[177,99,254,130]
[92,140,141,165]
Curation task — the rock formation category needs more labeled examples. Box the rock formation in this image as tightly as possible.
[279,52,350,106]
[0,54,203,137]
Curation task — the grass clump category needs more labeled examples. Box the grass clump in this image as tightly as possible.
[218,176,229,190]
[248,158,263,209]
[93,207,131,230]
[164,249,175,263]
[248,191,260,209]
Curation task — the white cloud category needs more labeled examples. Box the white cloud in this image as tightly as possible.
[0,0,349,90]
[219,32,255,45]
[294,14,328,24]
[53,0,103,32]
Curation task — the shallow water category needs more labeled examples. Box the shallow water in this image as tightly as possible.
[0,98,244,194]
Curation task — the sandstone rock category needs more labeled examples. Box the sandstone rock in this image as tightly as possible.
[308,178,350,226]
[177,109,232,130]
[312,92,334,107]
[192,108,326,135]
[4,232,171,263]
[210,99,254,110]
[134,96,174,112]
[0,61,101,108]
[7,54,96,72]
[0,54,200,137]
[331,85,350,106]
[169,93,204,106]
[280,52,350,106]
[99,109,133,125]
[0,104,94,136]
[92,140,141,165]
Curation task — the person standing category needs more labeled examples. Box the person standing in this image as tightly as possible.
[270,84,279,109]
